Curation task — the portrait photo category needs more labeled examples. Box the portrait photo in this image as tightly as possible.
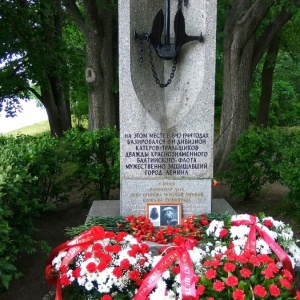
[146,202,182,226]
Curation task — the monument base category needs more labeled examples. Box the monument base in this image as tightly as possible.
[85,199,236,223]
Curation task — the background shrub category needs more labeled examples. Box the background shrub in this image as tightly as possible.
[63,128,120,202]
[219,128,284,200]
[0,133,68,290]
[277,129,300,213]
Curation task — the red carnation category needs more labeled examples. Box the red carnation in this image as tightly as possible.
[102,253,112,263]
[114,231,128,242]
[140,243,150,254]
[283,269,293,282]
[253,285,267,297]
[269,284,280,297]
[263,219,273,228]
[129,269,140,281]
[97,261,108,271]
[213,280,225,292]
[240,268,251,278]
[72,267,81,279]
[225,275,238,287]
[105,231,115,239]
[211,259,222,268]
[196,285,205,296]
[172,265,180,275]
[280,278,292,289]
[201,219,209,226]
[84,252,92,260]
[219,228,228,238]
[120,259,130,270]
[86,262,97,273]
[224,262,236,272]
[232,289,245,300]
[45,264,58,286]
[92,243,102,251]
[60,273,71,286]
[113,267,123,278]
[101,295,112,300]
[205,269,217,280]
[262,268,275,279]
[60,265,68,274]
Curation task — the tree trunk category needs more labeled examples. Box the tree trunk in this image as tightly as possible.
[214,0,295,173]
[64,0,117,130]
[214,0,256,173]
[40,77,71,138]
[38,0,72,137]
[256,35,280,128]
[84,1,116,130]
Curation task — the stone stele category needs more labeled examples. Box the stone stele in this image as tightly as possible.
[119,0,217,217]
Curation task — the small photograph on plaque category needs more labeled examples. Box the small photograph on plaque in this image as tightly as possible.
[146,202,182,227]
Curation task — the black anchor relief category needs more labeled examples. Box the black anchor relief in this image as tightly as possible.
[135,0,204,87]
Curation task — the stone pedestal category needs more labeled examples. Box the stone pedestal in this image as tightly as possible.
[119,0,217,217]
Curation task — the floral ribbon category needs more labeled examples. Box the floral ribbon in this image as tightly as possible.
[46,226,106,300]
[231,215,293,274]
[134,239,198,300]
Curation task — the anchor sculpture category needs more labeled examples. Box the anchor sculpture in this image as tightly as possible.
[135,0,204,87]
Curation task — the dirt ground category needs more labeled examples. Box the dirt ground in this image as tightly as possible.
[1,182,298,300]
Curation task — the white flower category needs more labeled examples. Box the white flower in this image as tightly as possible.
[162,270,170,279]
[206,220,224,236]
[52,251,67,269]
[230,225,250,240]
[84,281,94,291]
[77,276,87,286]
[157,278,167,290]
[256,239,272,254]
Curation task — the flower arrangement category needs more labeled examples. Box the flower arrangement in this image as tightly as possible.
[46,214,300,300]
[46,226,153,300]
[196,249,296,299]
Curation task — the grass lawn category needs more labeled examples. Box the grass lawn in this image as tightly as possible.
[3,120,50,136]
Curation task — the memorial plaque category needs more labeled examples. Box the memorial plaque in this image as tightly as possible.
[119,0,217,217]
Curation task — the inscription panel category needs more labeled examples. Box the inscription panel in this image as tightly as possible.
[122,131,212,178]
[121,179,211,217]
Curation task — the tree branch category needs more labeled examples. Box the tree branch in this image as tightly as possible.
[28,87,42,101]
[251,7,293,71]
[235,0,271,51]
[62,0,86,34]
